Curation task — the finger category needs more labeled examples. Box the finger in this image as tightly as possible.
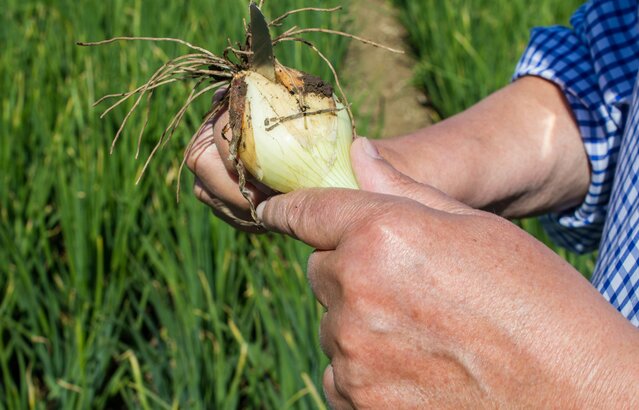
[323,365,355,410]
[350,137,471,214]
[211,108,276,196]
[256,188,400,250]
[307,250,340,308]
[187,120,267,212]
[193,178,265,233]
[319,312,337,359]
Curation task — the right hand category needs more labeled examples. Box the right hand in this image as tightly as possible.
[185,93,273,232]
[256,143,639,409]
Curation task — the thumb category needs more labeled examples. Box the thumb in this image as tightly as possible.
[256,188,399,250]
[350,137,470,214]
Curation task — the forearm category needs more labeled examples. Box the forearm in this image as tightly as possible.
[374,76,590,218]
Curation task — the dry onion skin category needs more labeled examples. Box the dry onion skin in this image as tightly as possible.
[78,1,402,228]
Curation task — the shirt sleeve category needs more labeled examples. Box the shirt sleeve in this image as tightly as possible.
[512,1,639,254]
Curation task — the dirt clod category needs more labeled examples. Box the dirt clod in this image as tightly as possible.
[301,73,334,97]
[228,74,248,141]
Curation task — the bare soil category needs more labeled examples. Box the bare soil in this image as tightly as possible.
[343,0,432,137]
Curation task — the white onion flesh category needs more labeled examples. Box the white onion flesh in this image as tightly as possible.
[237,71,358,193]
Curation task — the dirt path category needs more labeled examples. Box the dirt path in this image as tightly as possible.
[343,0,432,137]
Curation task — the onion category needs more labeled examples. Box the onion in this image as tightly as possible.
[229,63,358,193]
[78,2,401,226]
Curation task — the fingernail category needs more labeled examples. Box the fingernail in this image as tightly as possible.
[360,137,382,159]
[256,201,266,220]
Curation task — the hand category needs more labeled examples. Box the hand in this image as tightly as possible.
[188,77,588,231]
[257,138,639,408]
[185,90,273,232]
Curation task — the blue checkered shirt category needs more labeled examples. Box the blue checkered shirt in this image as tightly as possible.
[513,0,639,325]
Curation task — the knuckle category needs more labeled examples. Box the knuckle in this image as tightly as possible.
[282,191,313,235]
[328,363,352,401]
[322,365,333,393]
[338,273,366,306]
[330,360,370,408]
[185,147,202,173]
[185,154,196,173]
[333,321,365,361]
[306,251,322,281]
[323,365,353,409]
[186,132,218,173]
[349,389,376,409]
[319,314,332,356]
[330,254,352,282]
[308,253,332,308]
[386,165,418,193]
[358,213,397,246]
[192,183,206,202]
[332,256,370,305]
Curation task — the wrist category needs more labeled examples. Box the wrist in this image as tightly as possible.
[373,76,590,218]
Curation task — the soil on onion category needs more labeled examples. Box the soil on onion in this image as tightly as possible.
[300,73,334,97]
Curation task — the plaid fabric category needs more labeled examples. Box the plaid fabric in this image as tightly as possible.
[513,0,639,325]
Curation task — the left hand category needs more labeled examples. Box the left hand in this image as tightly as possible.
[257,138,639,408]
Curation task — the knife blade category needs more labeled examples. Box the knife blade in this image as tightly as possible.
[249,2,276,82]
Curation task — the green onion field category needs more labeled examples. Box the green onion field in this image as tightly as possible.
[1,0,593,408]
